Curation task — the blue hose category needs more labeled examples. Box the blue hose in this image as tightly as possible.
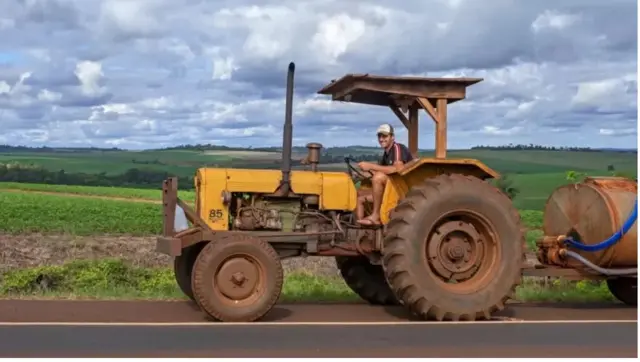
[563,198,638,252]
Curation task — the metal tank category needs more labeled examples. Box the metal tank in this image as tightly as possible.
[538,176,637,269]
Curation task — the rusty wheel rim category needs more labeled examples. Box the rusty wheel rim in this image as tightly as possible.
[214,254,264,305]
[424,209,500,294]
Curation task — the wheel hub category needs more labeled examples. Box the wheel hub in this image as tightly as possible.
[427,220,485,282]
[215,256,259,301]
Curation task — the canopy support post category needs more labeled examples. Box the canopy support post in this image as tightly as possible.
[435,98,448,159]
[408,103,419,158]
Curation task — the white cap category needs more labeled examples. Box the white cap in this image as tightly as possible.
[376,123,394,135]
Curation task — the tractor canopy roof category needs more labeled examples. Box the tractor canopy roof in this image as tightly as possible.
[317,74,483,107]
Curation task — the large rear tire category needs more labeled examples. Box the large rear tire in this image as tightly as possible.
[607,277,637,306]
[382,174,525,321]
[336,256,399,305]
[191,235,283,322]
[173,242,206,301]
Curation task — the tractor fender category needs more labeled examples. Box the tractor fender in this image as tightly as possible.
[380,158,500,224]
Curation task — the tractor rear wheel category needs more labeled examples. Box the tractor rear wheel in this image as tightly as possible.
[336,256,399,305]
[607,277,637,306]
[382,174,525,321]
[191,235,283,322]
[173,242,206,301]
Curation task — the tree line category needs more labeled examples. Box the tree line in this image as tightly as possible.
[0,164,195,190]
[471,144,635,152]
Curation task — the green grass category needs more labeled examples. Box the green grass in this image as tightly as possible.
[0,259,617,303]
[1,148,636,212]
[0,259,358,302]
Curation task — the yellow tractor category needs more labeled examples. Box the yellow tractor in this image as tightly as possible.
[157,62,526,322]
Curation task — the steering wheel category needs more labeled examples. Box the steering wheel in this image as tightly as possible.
[344,157,373,181]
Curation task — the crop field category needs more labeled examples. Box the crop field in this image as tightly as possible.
[0,184,543,236]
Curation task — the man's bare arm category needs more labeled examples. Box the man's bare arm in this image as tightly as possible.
[367,161,404,175]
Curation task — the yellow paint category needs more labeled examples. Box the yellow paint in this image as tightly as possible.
[319,172,358,210]
[379,158,499,224]
[196,168,357,230]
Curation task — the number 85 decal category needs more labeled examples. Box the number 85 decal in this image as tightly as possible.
[209,209,223,221]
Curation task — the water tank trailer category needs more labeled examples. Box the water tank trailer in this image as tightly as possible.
[526,176,637,306]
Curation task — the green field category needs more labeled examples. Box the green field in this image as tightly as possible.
[1,147,635,211]
[0,185,543,237]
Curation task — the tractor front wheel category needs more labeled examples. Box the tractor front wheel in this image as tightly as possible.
[336,256,398,305]
[173,242,206,301]
[191,235,283,322]
[382,174,525,321]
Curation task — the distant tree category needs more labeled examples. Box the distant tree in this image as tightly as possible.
[565,170,587,184]
[607,164,615,172]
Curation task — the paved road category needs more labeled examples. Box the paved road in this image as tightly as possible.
[0,300,637,322]
[0,300,636,357]
[0,322,636,357]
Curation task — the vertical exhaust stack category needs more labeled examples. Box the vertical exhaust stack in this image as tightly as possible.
[275,62,295,196]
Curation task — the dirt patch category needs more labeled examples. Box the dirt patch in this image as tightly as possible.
[0,233,339,277]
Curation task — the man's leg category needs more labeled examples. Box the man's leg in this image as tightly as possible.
[356,190,373,220]
[358,172,387,225]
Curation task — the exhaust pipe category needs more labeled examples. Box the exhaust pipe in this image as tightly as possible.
[275,62,295,196]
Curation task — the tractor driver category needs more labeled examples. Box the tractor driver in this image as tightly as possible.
[356,123,414,226]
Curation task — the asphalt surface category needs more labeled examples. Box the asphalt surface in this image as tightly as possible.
[0,300,637,357]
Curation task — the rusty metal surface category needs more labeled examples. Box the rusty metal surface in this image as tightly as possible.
[541,177,637,268]
[215,257,260,301]
[425,210,502,294]
[317,74,482,106]
[155,236,182,256]
[161,177,178,237]
[521,265,607,280]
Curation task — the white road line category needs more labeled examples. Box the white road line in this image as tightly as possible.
[0,320,636,326]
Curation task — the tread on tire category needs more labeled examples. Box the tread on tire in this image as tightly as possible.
[381,174,525,321]
[336,256,399,305]
[191,234,283,322]
[173,242,206,301]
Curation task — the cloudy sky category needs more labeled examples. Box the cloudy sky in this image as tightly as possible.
[0,0,637,150]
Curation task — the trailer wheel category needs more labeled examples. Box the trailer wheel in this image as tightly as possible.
[173,242,206,301]
[336,256,399,305]
[382,174,525,321]
[607,277,637,306]
[191,234,283,322]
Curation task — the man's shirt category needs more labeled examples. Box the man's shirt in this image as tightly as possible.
[379,142,414,166]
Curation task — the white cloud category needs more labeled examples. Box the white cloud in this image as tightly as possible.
[212,56,237,80]
[74,61,104,96]
[531,10,580,33]
[37,89,62,102]
[311,13,366,62]
[600,128,637,136]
